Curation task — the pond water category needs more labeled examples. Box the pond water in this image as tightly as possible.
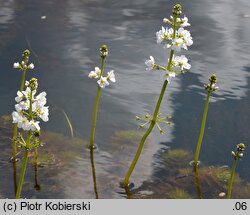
[0,0,249,198]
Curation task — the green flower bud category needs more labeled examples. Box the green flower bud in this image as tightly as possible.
[28,78,38,91]
[100,45,108,58]
[209,74,217,84]
[135,116,141,120]
[22,49,31,63]
[22,49,30,57]
[237,143,245,152]
[172,4,182,16]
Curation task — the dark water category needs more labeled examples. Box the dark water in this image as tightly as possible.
[0,0,249,198]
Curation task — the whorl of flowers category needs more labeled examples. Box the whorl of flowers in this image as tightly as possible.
[204,74,219,92]
[145,4,193,83]
[12,78,49,131]
[88,45,116,88]
[13,49,34,70]
[231,143,245,160]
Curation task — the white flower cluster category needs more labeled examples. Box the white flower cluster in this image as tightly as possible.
[88,67,116,88]
[156,16,193,51]
[171,55,191,71]
[12,80,49,131]
[13,61,34,70]
[145,12,193,83]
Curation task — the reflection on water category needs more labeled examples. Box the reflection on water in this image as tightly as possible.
[0,0,249,198]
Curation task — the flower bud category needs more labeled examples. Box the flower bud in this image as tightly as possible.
[172,4,182,16]
[22,49,30,57]
[135,116,141,120]
[209,74,217,84]
[100,45,108,58]
[27,78,38,91]
[237,143,245,152]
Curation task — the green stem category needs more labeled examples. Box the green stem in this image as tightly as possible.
[227,159,237,199]
[123,80,168,186]
[34,147,40,191]
[123,14,177,187]
[12,69,27,160]
[34,147,38,165]
[16,87,33,199]
[12,69,27,197]
[12,160,17,195]
[194,165,202,199]
[15,141,30,199]
[194,91,211,165]
[89,58,105,148]
[20,69,27,92]
[90,148,99,199]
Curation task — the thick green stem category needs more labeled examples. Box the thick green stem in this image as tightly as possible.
[123,80,168,186]
[89,58,105,148]
[16,87,33,199]
[34,147,40,191]
[20,69,27,92]
[194,165,202,199]
[12,69,27,196]
[227,159,237,199]
[194,91,211,165]
[90,148,99,199]
[15,143,29,199]
[34,147,38,165]
[123,14,177,187]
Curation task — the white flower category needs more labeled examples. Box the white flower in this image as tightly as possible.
[12,111,30,130]
[238,153,243,158]
[88,67,101,79]
[28,63,34,69]
[107,70,116,83]
[15,100,30,112]
[12,79,49,132]
[211,84,219,91]
[13,62,20,68]
[171,38,184,51]
[156,27,172,44]
[15,91,24,103]
[180,16,190,27]
[34,92,47,108]
[175,55,191,70]
[166,72,176,83]
[177,28,193,49]
[97,76,109,88]
[145,56,155,71]
[35,106,49,122]
[12,111,22,124]
[29,120,40,131]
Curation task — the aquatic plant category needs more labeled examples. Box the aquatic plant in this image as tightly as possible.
[88,45,116,149]
[193,74,219,167]
[12,50,34,162]
[88,45,115,198]
[123,3,193,187]
[227,143,245,199]
[12,78,49,198]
